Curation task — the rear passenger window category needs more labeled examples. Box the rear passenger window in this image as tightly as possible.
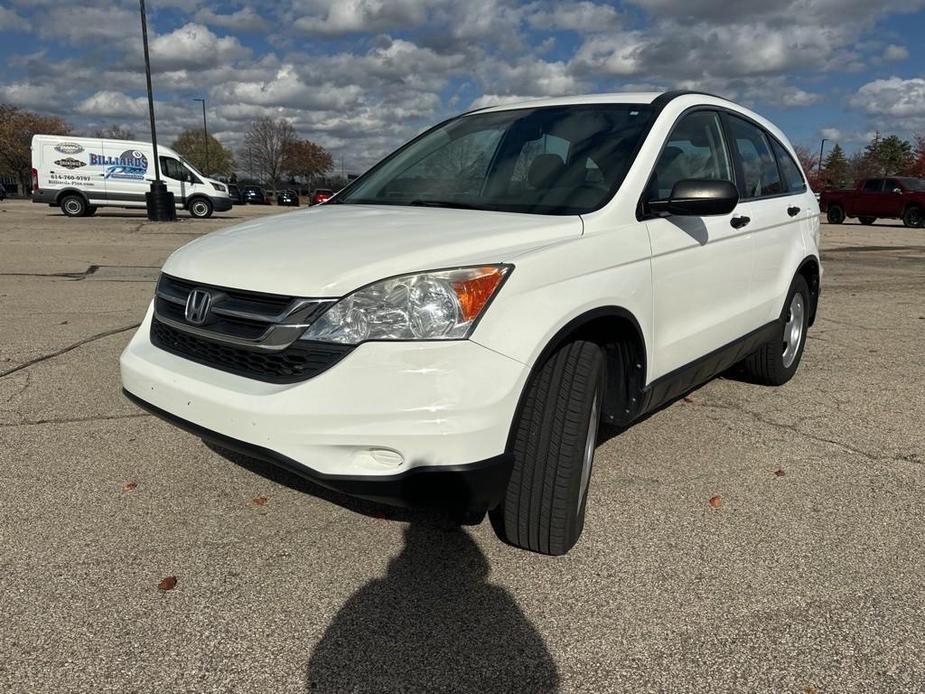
[771,141,806,194]
[651,111,733,200]
[863,179,883,193]
[726,116,783,199]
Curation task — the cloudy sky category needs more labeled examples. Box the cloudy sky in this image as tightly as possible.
[1,0,924,173]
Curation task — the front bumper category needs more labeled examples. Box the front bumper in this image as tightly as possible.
[120,304,528,511]
[211,196,233,212]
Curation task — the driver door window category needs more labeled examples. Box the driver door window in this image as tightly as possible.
[651,111,733,201]
[160,156,189,182]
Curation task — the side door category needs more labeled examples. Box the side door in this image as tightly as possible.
[100,142,149,206]
[858,178,885,217]
[158,155,190,206]
[882,178,906,218]
[644,110,753,376]
[723,114,807,323]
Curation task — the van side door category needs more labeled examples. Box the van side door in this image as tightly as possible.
[643,109,753,377]
[100,142,150,207]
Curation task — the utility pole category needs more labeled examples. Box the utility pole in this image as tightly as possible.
[818,138,827,176]
[139,0,175,221]
[193,97,209,173]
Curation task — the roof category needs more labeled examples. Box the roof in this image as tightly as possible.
[472,90,734,114]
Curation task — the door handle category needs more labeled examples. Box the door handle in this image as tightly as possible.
[788,206,801,217]
[730,215,751,229]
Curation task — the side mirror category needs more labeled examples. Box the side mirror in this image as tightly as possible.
[649,179,739,217]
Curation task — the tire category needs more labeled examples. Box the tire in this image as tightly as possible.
[84,206,98,217]
[60,194,86,217]
[741,275,810,386]
[826,205,845,224]
[903,206,923,228]
[188,197,213,218]
[490,340,604,556]
[858,216,876,225]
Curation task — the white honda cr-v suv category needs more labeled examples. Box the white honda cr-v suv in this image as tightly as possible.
[122,91,821,555]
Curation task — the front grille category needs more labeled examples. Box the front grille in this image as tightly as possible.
[150,273,347,382]
[151,318,352,383]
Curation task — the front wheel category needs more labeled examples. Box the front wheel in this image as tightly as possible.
[189,197,213,218]
[826,205,845,224]
[903,206,923,228]
[741,276,810,386]
[490,340,604,555]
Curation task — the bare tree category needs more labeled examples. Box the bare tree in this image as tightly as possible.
[93,125,136,140]
[242,117,295,194]
[282,138,333,189]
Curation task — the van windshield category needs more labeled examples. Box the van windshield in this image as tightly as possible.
[337,104,654,215]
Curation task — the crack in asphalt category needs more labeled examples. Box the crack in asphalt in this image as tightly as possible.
[688,396,890,463]
[0,323,140,379]
[0,264,100,280]
[0,412,152,428]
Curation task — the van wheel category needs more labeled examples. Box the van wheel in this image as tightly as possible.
[60,194,86,217]
[189,197,213,218]
[84,206,98,217]
[858,216,876,225]
[826,205,845,224]
[490,340,604,556]
[903,206,923,228]
[741,275,810,386]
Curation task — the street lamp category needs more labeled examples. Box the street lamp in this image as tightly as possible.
[818,138,828,176]
[139,0,175,221]
[193,97,209,174]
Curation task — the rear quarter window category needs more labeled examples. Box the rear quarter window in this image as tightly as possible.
[771,141,806,194]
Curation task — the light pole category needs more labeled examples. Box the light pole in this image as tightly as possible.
[193,97,209,174]
[818,138,828,176]
[139,0,175,221]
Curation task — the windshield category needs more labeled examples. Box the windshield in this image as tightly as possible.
[178,156,206,179]
[337,104,654,215]
[897,177,925,191]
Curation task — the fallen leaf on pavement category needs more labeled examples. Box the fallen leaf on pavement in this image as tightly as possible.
[708,495,722,508]
[122,481,137,492]
[253,495,269,506]
[158,576,177,591]
[774,469,786,477]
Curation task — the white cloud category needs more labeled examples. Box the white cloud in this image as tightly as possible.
[291,0,429,35]
[150,23,251,71]
[851,77,925,118]
[526,1,621,32]
[0,6,28,31]
[76,91,149,118]
[194,7,272,32]
[882,44,910,62]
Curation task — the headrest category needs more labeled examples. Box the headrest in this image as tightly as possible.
[527,153,566,188]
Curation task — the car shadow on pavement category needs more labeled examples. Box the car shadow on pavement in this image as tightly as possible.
[303,523,560,694]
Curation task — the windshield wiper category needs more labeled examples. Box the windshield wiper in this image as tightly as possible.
[407,199,492,210]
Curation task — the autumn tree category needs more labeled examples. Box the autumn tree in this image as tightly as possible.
[905,135,925,178]
[171,129,236,177]
[792,145,823,191]
[241,117,295,194]
[0,104,70,195]
[282,138,333,186]
[821,144,851,189]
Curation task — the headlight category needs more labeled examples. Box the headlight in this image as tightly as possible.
[301,265,511,344]
[210,182,227,192]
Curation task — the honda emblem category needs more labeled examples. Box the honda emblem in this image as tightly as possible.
[185,289,212,325]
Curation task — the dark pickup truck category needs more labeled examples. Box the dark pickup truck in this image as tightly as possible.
[820,177,925,227]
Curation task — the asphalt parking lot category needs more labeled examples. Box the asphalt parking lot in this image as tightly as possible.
[1,198,923,693]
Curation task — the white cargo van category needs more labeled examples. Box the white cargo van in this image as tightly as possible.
[31,135,232,218]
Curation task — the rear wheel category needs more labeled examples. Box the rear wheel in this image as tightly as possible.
[903,206,923,228]
[858,216,876,225]
[60,194,86,217]
[741,275,810,386]
[490,340,604,556]
[189,197,213,219]
[826,205,845,224]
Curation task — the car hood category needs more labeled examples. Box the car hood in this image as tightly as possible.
[162,204,582,296]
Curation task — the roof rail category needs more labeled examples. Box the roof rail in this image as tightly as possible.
[651,90,729,112]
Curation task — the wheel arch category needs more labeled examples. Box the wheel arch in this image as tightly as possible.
[516,306,648,436]
[796,255,821,326]
[54,188,89,206]
[186,193,211,209]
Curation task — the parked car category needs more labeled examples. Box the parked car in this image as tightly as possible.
[0,185,6,201]
[241,185,271,205]
[820,177,925,227]
[277,189,300,206]
[122,91,821,555]
[30,135,231,218]
[310,188,333,205]
[227,183,244,205]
